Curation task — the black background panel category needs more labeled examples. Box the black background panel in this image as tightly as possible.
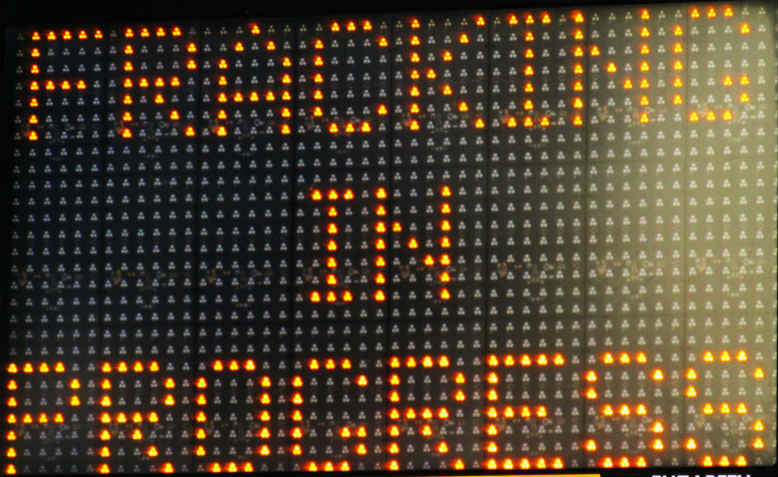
[2,1,777,474]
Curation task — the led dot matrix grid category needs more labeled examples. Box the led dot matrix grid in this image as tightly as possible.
[2,2,777,474]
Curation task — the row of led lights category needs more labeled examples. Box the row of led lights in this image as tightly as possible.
[0,452,759,476]
[25,100,747,142]
[22,3,749,44]
[6,349,753,375]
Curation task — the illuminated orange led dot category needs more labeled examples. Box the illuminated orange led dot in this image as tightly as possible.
[586,387,598,399]
[585,439,597,451]
[98,464,110,474]
[682,437,698,451]
[544,353,562,366]
[650,421,664,433]
[572,114,584,126]
[424,440,447,455]
[414,355,431,368]
[454,389,466,401]
[482,441,499,454]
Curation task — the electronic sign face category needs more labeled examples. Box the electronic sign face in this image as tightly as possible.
[2,1,777,474]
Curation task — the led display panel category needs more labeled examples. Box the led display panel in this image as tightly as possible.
[2,1,777,474]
